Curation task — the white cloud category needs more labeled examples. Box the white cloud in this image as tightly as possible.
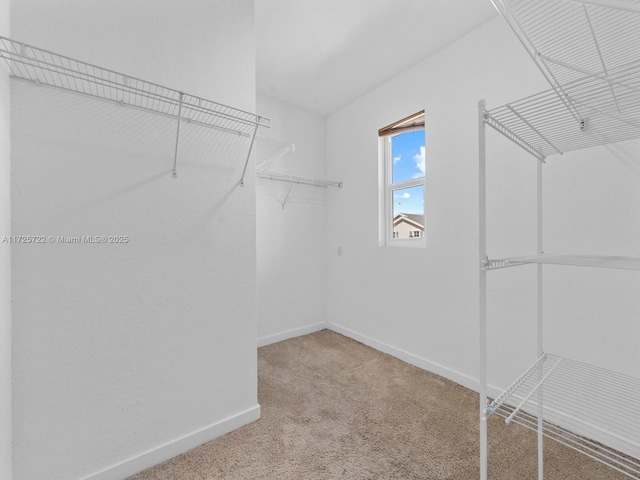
[393,155,401,164]
[394,192,411,199]
[413,146,425,175]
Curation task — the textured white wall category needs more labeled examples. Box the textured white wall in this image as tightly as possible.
[0,0,11,478]
[540,141,640,377]
[11,1,258,479]
[256,95,328,345]
[325,17,640,394]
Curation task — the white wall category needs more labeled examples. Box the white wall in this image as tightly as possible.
[0,1,11,478]
[541,141,640,377]
[10,1,259,479]
[256,95,328,345]
[325,17,640,395]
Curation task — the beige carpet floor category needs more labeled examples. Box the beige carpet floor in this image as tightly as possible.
[131,330,629,479]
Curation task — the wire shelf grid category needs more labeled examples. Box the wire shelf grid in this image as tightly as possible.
[506,0,640,87]
[486,353,640,479]
[0,36,270,137]
[484,254,640,271]
[485,58,640,158]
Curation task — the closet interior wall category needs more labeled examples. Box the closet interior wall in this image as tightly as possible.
[326,17,550,393]
[10,1,259,479]
[256,94,329,346]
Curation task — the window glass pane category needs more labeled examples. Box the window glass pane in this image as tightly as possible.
[391,129,425,184]
[392,185,424,240]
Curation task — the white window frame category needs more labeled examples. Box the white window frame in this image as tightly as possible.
[379,127,426,247]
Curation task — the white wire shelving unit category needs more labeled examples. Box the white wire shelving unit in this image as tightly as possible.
[255,136,342,209]
[0,35,270,183]
[480,1,640,479]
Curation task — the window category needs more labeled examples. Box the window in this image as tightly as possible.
[379,110,425,246]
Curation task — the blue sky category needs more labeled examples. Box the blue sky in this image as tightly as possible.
[391,130,425,216]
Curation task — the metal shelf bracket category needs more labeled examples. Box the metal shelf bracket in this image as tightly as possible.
[172,92,184,178]
[240,125,259,187]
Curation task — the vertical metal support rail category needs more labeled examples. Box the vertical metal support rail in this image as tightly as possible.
[172,92,184,178]
[478,100,488,480]
[240,125,259,187]
[536,156,544,480]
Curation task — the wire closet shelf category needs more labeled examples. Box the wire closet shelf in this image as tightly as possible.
[254,137,342,209]
[483,253,640,271]
[0,35,270,181]
[485,354,640,479]
[487,0,640,159]
[483,62,640,160]
[255,136,342,210]
[255,137,343,189]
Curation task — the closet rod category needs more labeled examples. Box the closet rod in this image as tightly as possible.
[256,171,343,189]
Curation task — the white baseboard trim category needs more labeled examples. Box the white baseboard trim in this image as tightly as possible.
[258,321,327,347]
[79,404,261,480]
[328,322,503,399]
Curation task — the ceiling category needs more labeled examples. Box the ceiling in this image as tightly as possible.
[256,0,498,116]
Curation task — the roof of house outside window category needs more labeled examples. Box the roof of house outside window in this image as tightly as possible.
[393,213,424,230]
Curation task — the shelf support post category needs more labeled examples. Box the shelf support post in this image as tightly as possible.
[478,99,488,480]
[240,124,259,187]
[172,92,184,178]
[536,151,544,480]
